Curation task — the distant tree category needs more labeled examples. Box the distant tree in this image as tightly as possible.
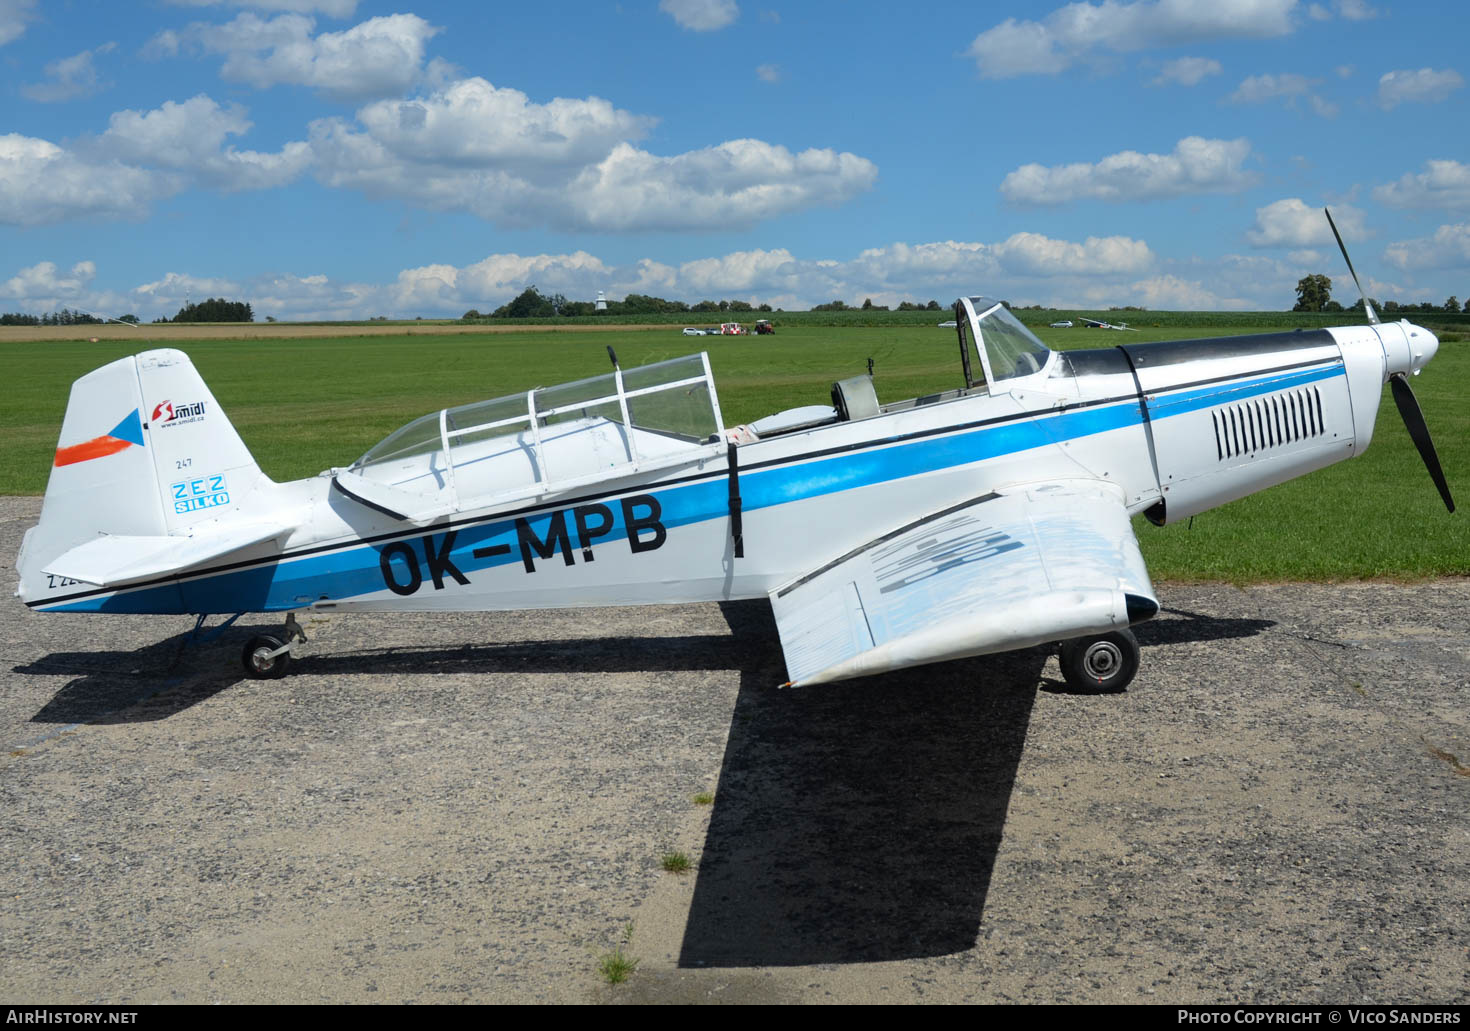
[175,298,253,322]
[757,303,772,313]
[1323,300,1344,313]
[1293,274,1332,312]
[692,300,719,312]
[926,300,940,310]
[727,300,753,312]
[492,286,555,319]
[1382,300,1401,313]
[1,312,40,325]
[1445,296,1460,313]
[462,309,483,319]
[117,313,139,324]
[897,301,921,311]
[811,299,849,311]
[1464,298,1470,313]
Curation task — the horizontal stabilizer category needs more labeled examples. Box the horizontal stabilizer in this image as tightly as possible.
[42,521,291,587]
[770,480,1157,686]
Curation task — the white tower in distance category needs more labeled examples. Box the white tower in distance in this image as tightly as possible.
[595,290,607,312]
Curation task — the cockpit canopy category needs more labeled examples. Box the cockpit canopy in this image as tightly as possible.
[955,296,1052,391]
[344,353,724,517]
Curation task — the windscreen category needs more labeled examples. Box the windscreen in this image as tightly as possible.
[975,301,1050,382]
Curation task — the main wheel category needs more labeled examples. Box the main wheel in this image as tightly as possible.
[242,634,291,679]
[1058,629,1139,692]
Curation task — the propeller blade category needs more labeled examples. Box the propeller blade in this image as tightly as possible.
[1325,207,1379,325]
[1390,372,1455,513]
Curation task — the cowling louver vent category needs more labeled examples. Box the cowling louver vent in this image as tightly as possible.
[1212,386,1326,461]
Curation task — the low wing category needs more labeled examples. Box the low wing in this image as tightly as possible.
[42,521,291,587]
[769,480,1158,686]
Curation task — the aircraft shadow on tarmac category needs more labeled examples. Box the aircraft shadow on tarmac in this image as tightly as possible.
[18,602,1273,966]
[679,603,1276,967]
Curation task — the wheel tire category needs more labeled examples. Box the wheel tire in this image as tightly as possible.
[242,634,291,679]
[1058,628,1139,693]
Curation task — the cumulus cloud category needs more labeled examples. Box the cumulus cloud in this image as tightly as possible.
[967,0,1296,77]
[347,78,654,170]
[1228,72,1313,103]
[1,261,98,306]
[156,11,440,101]
[1373,160,1470,212]
[660,0,738,31]
[1000,137,1256,206]
[0,134,179,226]
[0,0,36,46]
[100,94,311,191]
[309,80,877,232]
[1376,68,1464,109]
[1150,56,1221,86]
[0,93,310,225]
[22,42,116,102]
[1383,224,1470,272]
[1246,198,1366,248]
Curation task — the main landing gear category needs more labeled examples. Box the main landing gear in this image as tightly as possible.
[1057,628,1140,692]
[242,613,307,679]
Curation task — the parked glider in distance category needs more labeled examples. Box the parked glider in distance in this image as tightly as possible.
[1082,317,1139,331]
[16,214,1454,691]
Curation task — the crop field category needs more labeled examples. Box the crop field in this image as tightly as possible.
[3,319,1465,580]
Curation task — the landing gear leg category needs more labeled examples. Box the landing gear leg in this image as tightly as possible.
[242,614,308,680]
[1058,628,1140,692]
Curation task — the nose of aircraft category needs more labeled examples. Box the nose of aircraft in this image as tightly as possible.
[1377,320,1439,379]
[1407,324,1439,375]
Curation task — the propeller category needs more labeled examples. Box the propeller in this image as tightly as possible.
[1389,373,1455,512]
[1325,207,1378,325]
[1325,207,1455,513]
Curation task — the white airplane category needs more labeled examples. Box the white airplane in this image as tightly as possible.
[15,223,1454,692]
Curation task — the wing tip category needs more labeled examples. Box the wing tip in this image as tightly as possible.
[1125,593,1160,623]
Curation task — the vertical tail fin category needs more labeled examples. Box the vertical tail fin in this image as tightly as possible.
[17,349,273,605]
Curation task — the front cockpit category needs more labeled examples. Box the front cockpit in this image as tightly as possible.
[954,296,1054,392]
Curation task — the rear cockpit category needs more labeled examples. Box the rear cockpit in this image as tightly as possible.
[336,353,725,519]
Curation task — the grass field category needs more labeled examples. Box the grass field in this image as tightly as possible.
[4,319,1465,581]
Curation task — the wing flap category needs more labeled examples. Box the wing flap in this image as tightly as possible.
[42,521,291,587]
[770,480,1157,686]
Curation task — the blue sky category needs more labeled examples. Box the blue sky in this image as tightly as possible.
[1,0,1466,319]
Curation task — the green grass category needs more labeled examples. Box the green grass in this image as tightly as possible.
[596,923,639,985]
[659,851,692,874]
[693,791,714,805]
[5,321,1465,580]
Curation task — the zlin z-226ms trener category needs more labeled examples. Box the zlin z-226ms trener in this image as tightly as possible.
[17,290,1452,692]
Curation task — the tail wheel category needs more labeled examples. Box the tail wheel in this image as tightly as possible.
[1059,628,1139,692]
[242,634,291,679]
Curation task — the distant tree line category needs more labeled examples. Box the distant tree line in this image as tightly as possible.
[811,298,942,312]
[0,308,128,325]
[464,286,779,320]
[1294,274,1465,314]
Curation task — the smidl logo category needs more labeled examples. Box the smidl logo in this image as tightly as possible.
[151,400,206,424]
